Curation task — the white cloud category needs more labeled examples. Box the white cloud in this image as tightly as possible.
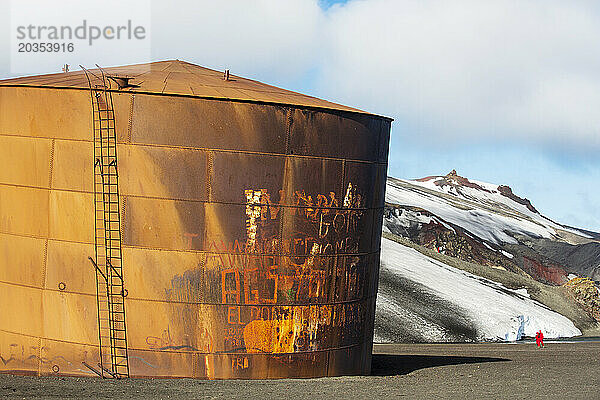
[150,0,325,82]
[320,0,600,148]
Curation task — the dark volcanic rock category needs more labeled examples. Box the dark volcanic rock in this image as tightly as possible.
[530,239,600,281]
[497,185,539,214]
[417,170,493,193]
[384,205,526,276]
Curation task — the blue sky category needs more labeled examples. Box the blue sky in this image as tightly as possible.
[320,0,349,8]
[1,0,599,231]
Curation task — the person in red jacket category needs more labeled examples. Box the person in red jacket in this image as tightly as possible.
[535,330,544,348]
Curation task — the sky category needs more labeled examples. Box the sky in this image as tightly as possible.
[0,0,599,231]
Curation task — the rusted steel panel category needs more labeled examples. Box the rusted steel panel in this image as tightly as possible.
[119,145,209,201]
[0,64,391,379]
[0,136,52,187]
[0,185,49,237]
[378,120,392,163]
[211,152,287,204]
[130,96,289,155]
[0,86,91,140]
[0,233,45,286]
[288,108,382,161]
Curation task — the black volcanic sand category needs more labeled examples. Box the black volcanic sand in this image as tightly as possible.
[1,342,599,399]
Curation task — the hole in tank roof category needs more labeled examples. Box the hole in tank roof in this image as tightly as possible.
[107,75,139,90]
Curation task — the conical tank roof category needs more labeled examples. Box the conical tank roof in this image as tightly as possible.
[0,60,389,118]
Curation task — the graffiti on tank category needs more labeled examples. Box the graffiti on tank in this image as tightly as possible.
[207,183,369,356]
[231,356,249,370]
[145,325,213,352]
[0,343,97,375]
[162,182,370,362]
[183,232,200,249]
[214,182,366,303]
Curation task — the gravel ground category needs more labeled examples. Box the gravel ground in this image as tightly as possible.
[1,342,598,399]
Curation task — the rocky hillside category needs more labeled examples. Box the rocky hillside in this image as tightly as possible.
[375,171,600,342]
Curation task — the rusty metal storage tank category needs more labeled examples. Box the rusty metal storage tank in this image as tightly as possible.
[0,60,391,379]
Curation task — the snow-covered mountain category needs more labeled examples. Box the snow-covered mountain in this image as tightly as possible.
[375,170,600,342]
[385,170,600,282]
[386,170,589,246]
[376,237,581,342]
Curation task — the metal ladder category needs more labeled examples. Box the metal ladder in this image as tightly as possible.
[82,65,130,379]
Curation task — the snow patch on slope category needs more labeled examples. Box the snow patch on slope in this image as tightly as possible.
[386,178,561,245]
[374,292,451,343]
[378,238,581,341]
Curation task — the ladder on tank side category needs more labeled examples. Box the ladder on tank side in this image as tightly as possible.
[82,64,130,379]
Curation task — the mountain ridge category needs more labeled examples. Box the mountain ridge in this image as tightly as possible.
[374,170,600,343]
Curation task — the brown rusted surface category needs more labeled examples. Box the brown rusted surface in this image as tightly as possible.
[0,60,386,118]
[0,61,392,379]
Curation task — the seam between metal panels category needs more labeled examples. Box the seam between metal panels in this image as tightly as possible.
[42,139,55,288]
[124,293,378,307]
[121,196,127,245]
[0,280,377,307]
[0,327,371,356]
[0,328,101,348]
[0,84,394,121]
[127,93,135,143]
[0,181,386,211]
[279,108,292,258]
[284,108,292,155]
[0,232,381,257]
[38,138,55,377]
[0,132,388,166]
[206,151,214,202]
[0,230,381,257]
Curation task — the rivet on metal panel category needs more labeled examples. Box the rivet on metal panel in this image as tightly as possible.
[52,365,60,373]
[127,94,135,144]
[41,240,48,288]
[45,138,55,294]
[58,282,66,291]
[121,196,127,239]
[48,139,55,187]
[37,337,42,377]
[340,159,346,204]
[285,108,292,155]
[207,151,214,202]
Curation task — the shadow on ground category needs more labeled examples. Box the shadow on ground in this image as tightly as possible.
[371,354,510,376]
